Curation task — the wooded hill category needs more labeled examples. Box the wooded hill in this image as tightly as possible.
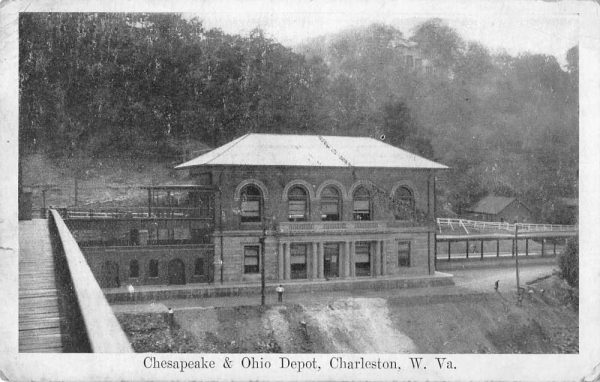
[19,14,578,222]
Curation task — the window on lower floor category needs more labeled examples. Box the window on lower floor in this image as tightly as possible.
[149,259,159,277]
[354,242,371,277]
[398,241,411,267]
[194,258,205,276]
[290,243,308,279]
[244,246,260,274]
[129,259,139,278]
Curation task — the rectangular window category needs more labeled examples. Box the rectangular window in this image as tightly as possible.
[194,258,205,276]
[290,244,308,279]
[244,246,260,274]
[398,241,411,267]
[354,242,371,277]
[288,200,307,221]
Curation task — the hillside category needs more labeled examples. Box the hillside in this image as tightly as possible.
[117,275,578,354]
[21,153,188,209]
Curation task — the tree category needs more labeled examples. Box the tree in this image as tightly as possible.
[411,18,465,70]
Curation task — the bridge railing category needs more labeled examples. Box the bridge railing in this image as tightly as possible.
[437,218,577,234]
[49,209,133,353]
[60,206,213,220]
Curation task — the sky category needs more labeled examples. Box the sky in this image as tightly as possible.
[184,0,580,65]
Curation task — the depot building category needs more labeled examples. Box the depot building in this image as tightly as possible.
[175,133,447,284]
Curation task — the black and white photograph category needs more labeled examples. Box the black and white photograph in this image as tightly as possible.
[1,0,599,381]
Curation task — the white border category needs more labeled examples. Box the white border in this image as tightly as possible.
[1,1,598,381]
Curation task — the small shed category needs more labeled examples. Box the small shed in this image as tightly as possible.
[465,195,532,223]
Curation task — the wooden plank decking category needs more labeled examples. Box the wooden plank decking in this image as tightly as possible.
[19,219,67,353]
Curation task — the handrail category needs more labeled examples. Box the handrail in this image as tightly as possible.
[63,206,213,220]
[50,209,133,353]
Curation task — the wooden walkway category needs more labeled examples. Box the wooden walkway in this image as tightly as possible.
[19,219,67,352]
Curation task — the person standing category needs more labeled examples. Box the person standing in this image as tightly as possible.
[276,284,285,303]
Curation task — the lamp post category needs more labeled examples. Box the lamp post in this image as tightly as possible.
[259,220,267,306]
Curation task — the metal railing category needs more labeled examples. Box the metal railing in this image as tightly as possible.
[436,218,577,234]
[49,209,133,353]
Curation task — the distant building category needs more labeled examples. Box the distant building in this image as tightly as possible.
[176,133,447,284]
[464,195,533,223]
[388,37,436,75]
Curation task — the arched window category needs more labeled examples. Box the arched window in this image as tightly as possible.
[288,186,309,221]
[129,259,139,278]
[240,185,263,223]
[320,186,341,221]
[149,259,159,278]
[394,187,415,220]
[353,186,371,221]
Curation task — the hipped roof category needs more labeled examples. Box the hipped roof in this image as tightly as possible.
[175,133,447,169]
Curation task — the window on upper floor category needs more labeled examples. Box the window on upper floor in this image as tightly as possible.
[240,184,263,223]
[394,186,415,220]
[288,186,309,222]
[320,186,341,221]
[353,186,371,221]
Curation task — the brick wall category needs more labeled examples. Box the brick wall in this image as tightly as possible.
[82,245,214,287]
[205,166,435,231]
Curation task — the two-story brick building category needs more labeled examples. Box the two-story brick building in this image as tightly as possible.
[176,133,447,285]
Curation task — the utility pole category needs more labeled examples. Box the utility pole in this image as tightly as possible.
[74,176,78,207]
[515,224,521,291]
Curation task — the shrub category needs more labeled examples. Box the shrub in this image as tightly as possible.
[558,237,578,288]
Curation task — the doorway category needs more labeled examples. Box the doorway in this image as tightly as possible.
[324,243,340,278]
[168,259,186,285]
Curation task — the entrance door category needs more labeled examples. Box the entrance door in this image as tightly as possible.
[100,261,120,288]
[324,243,339,278]
[168,259,186,285]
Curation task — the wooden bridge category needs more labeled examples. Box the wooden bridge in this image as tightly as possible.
[18,211,132,353]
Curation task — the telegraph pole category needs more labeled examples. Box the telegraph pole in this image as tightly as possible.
[515,224,521,291]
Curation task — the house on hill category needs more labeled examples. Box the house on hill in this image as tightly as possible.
[175,133,447,284]
[464,195,533,223]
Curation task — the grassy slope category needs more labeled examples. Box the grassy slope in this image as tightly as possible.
[118,276,578,354]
